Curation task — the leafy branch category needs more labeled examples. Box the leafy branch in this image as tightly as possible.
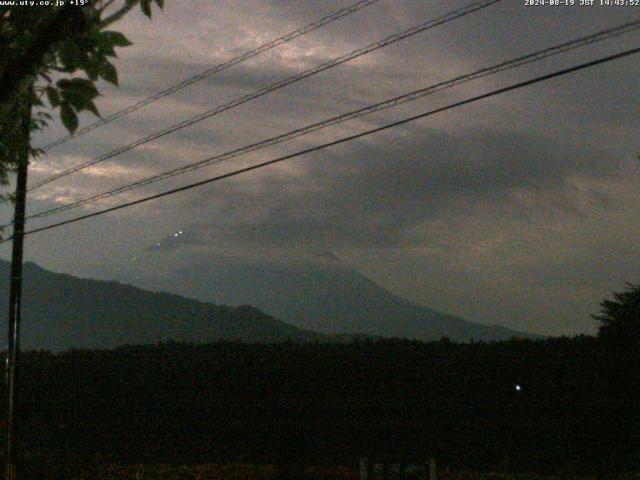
[0,0,165,185]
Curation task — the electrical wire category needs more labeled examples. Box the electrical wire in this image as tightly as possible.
[38,0,382,152]
[3,45,636,243]
[23,20,640,222]
[28,0,501,191]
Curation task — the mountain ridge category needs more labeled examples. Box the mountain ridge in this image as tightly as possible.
[0,259,318,351]
[134,253,538,342]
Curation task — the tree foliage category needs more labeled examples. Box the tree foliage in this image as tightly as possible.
[593,282,640,345]
[0,0,164,196]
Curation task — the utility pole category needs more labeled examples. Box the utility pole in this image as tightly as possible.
[4,86,32,480]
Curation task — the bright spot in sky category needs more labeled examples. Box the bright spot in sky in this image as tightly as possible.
[147,229,186,251]
[515,384,522,392]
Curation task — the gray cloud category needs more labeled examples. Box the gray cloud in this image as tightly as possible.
[174,126,630,247]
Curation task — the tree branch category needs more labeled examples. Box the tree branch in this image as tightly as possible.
[98,0,140,28]
[98,0,118,14]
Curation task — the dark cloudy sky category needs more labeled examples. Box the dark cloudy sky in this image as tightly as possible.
[2,0,638,336]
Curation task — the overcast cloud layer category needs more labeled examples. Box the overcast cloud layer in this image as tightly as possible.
[2,0,639,336]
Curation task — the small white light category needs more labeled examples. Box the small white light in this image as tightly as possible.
[179,230,183,234]
[515,384,522,392]
[174,233,178,237]
[156,242,161,246]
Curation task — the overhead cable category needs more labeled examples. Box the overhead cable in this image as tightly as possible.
[29,0,501,191]
[24,20,640,222]
[38,0,382,152]
[6,45,637,242]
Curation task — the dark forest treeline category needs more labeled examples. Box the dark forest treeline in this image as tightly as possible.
[2,336,639,475]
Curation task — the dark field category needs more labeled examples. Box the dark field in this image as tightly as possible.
[3,337,639,478]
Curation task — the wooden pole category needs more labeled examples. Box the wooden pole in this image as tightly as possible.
[4,85,31,480]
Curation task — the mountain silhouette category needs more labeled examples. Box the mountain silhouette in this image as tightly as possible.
[0,259,317,351]
[138,253,537,342]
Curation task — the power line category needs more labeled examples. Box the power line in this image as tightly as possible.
[28,0,501,191]
[23,20,640,222]
[4,46,637,243]
[38,0,382,153]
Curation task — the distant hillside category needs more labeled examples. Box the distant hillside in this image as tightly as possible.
[138,254,537,342]
[0,260,318,351]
